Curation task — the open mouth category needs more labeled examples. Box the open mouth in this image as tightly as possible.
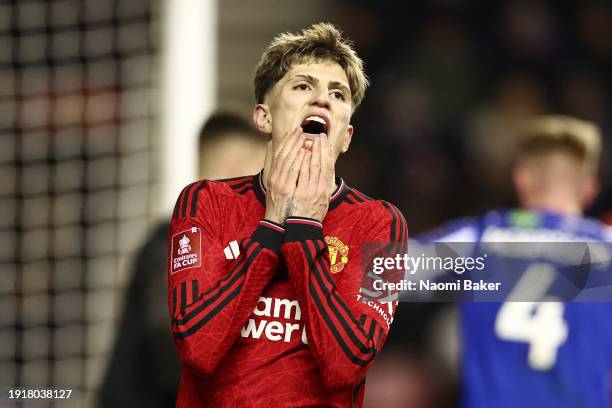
[301,115,329,135]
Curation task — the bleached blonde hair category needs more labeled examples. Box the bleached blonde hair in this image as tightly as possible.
[518,115,602,175]
[254,23,369,111]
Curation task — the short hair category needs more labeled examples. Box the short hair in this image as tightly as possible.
[254,23,369,111]
[517,115,602,176]
[198,111,260,148]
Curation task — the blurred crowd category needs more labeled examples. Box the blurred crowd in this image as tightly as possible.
[334,0,612,233]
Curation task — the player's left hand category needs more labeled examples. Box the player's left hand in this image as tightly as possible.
[291,134,335,222]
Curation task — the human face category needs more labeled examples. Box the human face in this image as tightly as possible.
[255,61,354,161]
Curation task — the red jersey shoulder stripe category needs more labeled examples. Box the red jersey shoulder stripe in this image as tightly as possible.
[342,187,373,206]
[345,195,358,205]
[379,201,408,269]
[217,175,256,196]
[351,188,373,202]
[173,182,197,220]
[381,201,407,244]
[172,180,210,220]
[180,182,199,219]
[215,174,253,186]
[189,181,208,217]
[346,191,364,203]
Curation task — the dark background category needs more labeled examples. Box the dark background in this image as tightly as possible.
[1,0,610,407]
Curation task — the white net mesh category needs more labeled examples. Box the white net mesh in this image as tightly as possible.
[0,0,159,406]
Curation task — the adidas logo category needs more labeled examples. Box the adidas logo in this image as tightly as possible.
[224,240,240,260]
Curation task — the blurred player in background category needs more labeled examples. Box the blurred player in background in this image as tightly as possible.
[98,112,266,408]
[417,115,612,407]
[167,23,407,407]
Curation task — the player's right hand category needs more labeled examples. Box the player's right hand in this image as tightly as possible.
[264,127,306,224]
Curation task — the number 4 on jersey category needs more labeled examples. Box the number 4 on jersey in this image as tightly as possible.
[494,263,569,371]
[495,301,568,370]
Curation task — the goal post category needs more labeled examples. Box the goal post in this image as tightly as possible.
[158,0,218,216]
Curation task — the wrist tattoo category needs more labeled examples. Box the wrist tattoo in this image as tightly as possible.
[284,199,296,221]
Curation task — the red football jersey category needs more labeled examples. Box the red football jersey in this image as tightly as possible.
[168,171,407,407]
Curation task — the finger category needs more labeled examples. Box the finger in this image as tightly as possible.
[277,129,305,185]
[269,129,293,178]
[329,139,335,193]
[287,147,306,189]
[297,149,311,192]
[309,136,322,191]
[319,134,330,192]
[276,127,303,162]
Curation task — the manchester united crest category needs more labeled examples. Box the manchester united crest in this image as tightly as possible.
[324,236,349,273]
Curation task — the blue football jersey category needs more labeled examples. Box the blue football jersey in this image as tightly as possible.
[418,209,612,408]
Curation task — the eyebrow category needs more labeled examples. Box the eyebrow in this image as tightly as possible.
[293,74,352,97]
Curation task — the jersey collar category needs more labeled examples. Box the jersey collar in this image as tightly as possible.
[254,169,349,209]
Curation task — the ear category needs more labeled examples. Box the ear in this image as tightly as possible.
[253,104,272,134]
[341,124,354,153]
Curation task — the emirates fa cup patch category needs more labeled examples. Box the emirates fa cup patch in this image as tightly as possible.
[171,227,202,274]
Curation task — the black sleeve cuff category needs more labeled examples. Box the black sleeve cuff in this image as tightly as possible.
[252,219,285,254]
[284,217,324,242]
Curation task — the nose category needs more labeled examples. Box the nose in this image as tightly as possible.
[310,87,330,109]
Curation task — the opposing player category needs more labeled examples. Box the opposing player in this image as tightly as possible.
[167,23,407,407]
[418,116,612,407]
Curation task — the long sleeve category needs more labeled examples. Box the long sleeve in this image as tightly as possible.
[167,181,283,374]
[280,202,408,390]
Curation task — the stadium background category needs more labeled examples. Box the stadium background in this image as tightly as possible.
[1,0,611,406]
